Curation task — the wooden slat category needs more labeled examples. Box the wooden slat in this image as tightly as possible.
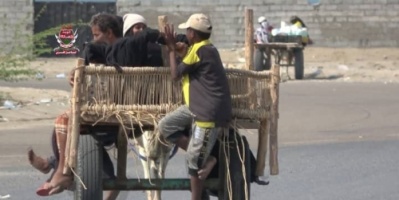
[245,8,254,70]
[158,15,170,67]
[117,125,127,180]
[65,58,85,174]
[269,64,280,175]
[256,119,268,176]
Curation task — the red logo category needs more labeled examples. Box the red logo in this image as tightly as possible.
[54,24,79,55]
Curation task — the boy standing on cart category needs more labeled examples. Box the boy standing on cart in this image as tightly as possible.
[160,13,232,200]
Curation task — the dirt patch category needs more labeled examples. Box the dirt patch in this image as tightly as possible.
[218,47,399,83]
[25,47,399,83]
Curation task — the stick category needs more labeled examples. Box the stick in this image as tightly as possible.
[244,8,254,70]
[63,115,73,175]
[66,58,85,171]
[255,119,269,176]
[158,15,170,67]
[269,64,280,175]
[117,125,127,180]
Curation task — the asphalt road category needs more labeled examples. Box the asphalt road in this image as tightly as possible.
[0,80,398,200]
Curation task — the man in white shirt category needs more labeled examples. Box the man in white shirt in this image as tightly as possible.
[254,16,273,71]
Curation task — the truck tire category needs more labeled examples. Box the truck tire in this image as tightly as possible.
[294,48,304,80]
[74,134,103,200]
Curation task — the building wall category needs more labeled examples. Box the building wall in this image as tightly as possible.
[1,0,398,51]
[117,0,399,48]
[0,0,34,53]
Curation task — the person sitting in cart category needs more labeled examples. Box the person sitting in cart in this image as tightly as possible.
[28,13,163,198]
[254,16,273,71]
[28,13,124,199]
[289,15,313,45]
[160,13,232,200]
[28,12,189,198]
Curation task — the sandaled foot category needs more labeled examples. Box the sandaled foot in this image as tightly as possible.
[28,149,50,174]
[198,156,217,180]
[36,182,52,196]
[47,172,73,195]
[36,181,69,196]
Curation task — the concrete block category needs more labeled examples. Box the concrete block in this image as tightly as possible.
[296,0,308,5]
[364,16,388,21]
[389,16,399,22]
[283,0,299,5]
[329,0,344,4]
[14,0,25,7]
[364,10,377,16]
[269,5,282,11]
[287,5,310,11]
[319,10,342,16]
[322,5,338,10]
[215,6,239,12]
[382,11,396,17]
[224,29,239,35]
[375,0,388,3]
[261,0,278,5]
[360,4,382,10]
[343,0,363,4]
[387,0,399,4]
[22,6,33,13]
[347,16,362,22]
[335,16,348,22]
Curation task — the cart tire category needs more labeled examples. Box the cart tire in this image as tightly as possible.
[74,134,103,200]
[254,48,271,71]
[218,131,251,200]
[294,48,304,80]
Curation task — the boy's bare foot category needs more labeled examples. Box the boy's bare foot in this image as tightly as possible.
[198,156,217,180]
[48,172,73,195]
[28,149,50,174]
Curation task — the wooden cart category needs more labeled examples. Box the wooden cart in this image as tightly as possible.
[64,11,280,200]
[248,10,305,80]
[256,36,305,80]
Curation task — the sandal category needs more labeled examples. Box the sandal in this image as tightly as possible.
[36,182,53,196]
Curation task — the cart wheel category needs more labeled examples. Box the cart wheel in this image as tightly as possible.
[74,134,103,200]
[218,131,251,200]
[254,48,271,71]
[294,48,304,80]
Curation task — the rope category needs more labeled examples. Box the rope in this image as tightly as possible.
[71,64,277,199]
[127,142,179,162]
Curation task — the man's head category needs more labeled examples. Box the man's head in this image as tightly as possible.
[90,13,123,45]
[257,16,269,29]
[258,16,267,24]
[178,13,212,45]
[123,13,147,36]
[290,16,300,24]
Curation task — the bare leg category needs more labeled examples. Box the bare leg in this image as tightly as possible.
[48,113,73,195]
[28,149,51,174]
[176,135,189,151]
[198,156,217,180]
[190,175,204,200]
